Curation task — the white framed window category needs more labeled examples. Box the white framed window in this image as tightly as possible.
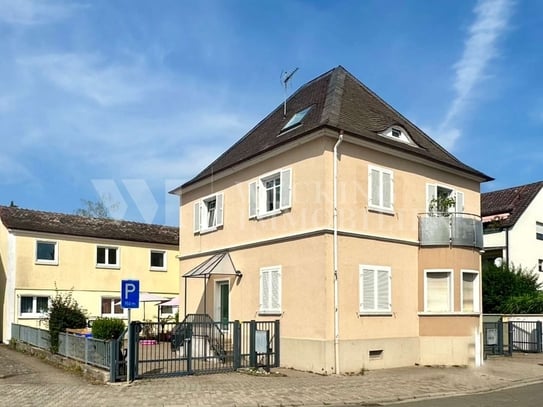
[160,305,176,315]
[359,265,391,314]
[259,266,281,314]
[539,259,543,272]
[249,168,292,219]
[426,184,464,214]
[101,297,125,317]
[194,192,224,234]
[35,240,58,265]
[461,270,479,312]
[150,250,166,271]
[424,269,453,312]
[19,295,49,318]
[368,166,394,212]
[96,246,119,268]
[536,222,543,240]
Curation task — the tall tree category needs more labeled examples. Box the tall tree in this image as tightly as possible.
[74,196,116,218]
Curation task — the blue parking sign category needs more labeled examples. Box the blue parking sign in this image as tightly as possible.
[121,280,140,308]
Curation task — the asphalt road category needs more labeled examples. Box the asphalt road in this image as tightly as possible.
[388,382,543,406]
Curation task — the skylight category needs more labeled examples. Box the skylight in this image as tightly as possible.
[281,106,312,131]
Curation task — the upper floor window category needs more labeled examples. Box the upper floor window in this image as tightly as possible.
[379,126,415,145]
[424,270,453,312]
[150,250,166,271]
[194,193,224,234]
[97,246,119,268]
[461,270,479,313]
[249,168,292,219]
[368,166,394,212]
[426,184,464,214]
[539,259,543,272]
[536,222,543,240]
[259,266,282,315]
[359,265,391,314]
[101,297,125,317]
[36,240,58,265]
[20,295,49,318]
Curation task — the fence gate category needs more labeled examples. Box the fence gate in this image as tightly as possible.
[126,316,280,380]
[510,321,543,353]
[483,320,508,356]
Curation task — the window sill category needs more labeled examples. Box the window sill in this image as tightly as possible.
[19,315,46,319]
[150,267,167,272]
[199,226,218,234]
[35,260,59,266]
[368,207,395,216]
[96,265,120,270]
[256,209,283,220]
[418,312,481,316]
[258,311,282,316]
[358,312,393,317]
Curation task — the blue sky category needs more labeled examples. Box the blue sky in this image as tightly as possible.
[0,0,541,226]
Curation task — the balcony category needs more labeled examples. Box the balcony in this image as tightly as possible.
[418,212,483,249]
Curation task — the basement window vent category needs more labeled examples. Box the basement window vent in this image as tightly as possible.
[369,349,383,359]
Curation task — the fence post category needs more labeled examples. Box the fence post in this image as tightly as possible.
[537,321,543,353]
[110,338,118,383]
[507,321,514,356]
[233,320,241,369]
[186,323,193,375]
[274,320,280,367]
[249,320,256,368]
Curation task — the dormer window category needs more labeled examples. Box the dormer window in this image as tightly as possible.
[281,106,312,133]
[380,126,415,145]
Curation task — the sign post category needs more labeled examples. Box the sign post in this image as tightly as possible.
[121,280,139,383]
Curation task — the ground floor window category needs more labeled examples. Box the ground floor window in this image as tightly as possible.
[424,270,453,312]
[359,265,391,313]
[101,297,124,317]
[20,295,49,318]
[259,266,281,314]
[462,270,479,312]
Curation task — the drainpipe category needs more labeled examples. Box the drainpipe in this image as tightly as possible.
[333,131,343,375]
[505,227,510,266]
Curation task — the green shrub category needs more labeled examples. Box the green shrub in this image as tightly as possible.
[47,290,87,353]
[501,293,543,314]
[91,317,126,340]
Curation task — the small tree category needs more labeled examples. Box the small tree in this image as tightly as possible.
[91,318,126,340]
[482,262,541,313]
[74,194,118,218]
[47,290,87,353]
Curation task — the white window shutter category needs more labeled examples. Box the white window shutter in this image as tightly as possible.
[260,270,270,311]
[369,169,380,207]
[361,268,375,311]
[193,201,201,233]
[377,269,390,311]
[426,184,437,213]
[280,168,292,210]
[455,191,464,213]
[249,181,257,218]
[271,269,281,311]
[215,193,224,227]
[383,171,393,209]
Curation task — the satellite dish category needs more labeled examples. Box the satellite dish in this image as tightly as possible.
[494,257,503,267]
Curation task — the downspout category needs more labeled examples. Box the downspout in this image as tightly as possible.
[333,131,344,375]
[505,227,510,265]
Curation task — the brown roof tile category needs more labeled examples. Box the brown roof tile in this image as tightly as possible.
[481,181,543,228]
[181,66,491,189]
[0,206,179,246]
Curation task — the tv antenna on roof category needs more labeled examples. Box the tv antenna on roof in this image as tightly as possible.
[281,67,299,117]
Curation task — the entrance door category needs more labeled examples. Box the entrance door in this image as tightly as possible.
[215,281,229,329]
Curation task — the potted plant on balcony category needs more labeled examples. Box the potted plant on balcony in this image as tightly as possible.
[428,196,456,216]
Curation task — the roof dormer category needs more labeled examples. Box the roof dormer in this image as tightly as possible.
[379,125,416,146]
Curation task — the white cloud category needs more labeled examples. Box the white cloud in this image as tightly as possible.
[0,0,76,25]
[437,0,513,149]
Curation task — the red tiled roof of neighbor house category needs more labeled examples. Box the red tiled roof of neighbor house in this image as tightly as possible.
[0,206,179,245]
[179,65,492,190]
[481,181,543,228]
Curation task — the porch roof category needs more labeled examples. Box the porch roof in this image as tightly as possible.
[183,252,238,278]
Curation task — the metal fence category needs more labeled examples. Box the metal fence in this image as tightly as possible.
[11,324,112,370]
[130,317,280,380]
[483,318,543,356]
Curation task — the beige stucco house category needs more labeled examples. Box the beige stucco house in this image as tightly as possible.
[482,181,543,284]
[0,206,179,342]
[171,66,492,374]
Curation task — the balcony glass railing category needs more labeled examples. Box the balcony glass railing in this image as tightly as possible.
[418,212,483,249]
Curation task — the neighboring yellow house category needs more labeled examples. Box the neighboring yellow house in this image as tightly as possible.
[172,66,492,374]
[0,206,179,342]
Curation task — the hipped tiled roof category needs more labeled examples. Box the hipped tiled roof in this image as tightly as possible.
[0,206,179,245]
[481,181,543,228]
[181,66,491,189]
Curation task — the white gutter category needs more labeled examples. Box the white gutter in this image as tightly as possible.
[333,131,343,374]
